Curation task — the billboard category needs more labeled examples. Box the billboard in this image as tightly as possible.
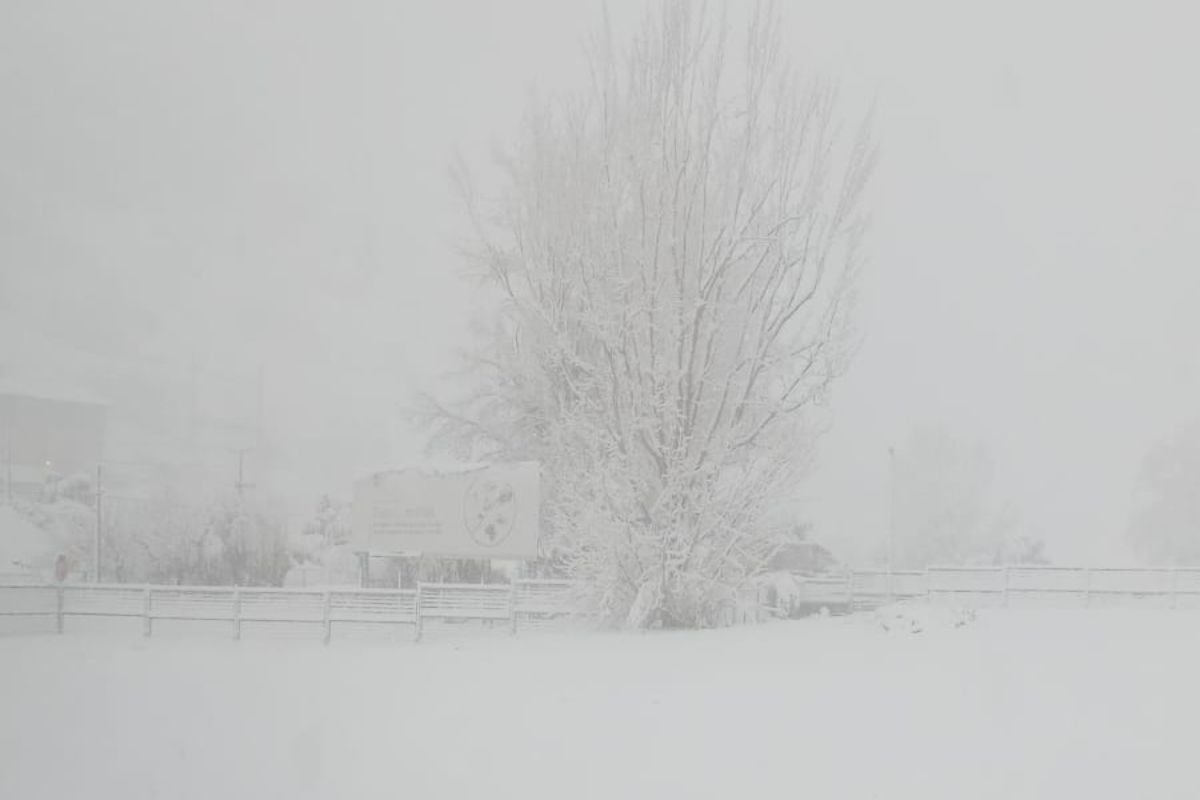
[352,462,541,559]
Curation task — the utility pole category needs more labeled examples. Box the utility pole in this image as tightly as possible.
[3,407,12,504]
[887,446,897,580]
[233,447,255,502]
[94,463,104,583]
[188,355,199,446]
[255,364,265,450]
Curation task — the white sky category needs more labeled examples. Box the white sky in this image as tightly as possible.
[2,0,1197,559]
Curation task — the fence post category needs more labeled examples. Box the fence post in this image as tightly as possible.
[55,585,64,634]
[846,570,855,612]
[1169,568,1178,610]
[1084,568,1092,608]
[322,590,332,646]
[925,569,933,603]
[232,587,242,641]
[1002,566,1010,608]
[886,567,894,605]
[142,586,152,637]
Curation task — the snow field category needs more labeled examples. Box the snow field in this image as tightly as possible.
[2,607,1199,799]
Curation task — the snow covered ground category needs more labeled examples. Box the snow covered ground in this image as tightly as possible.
[2,606,1199,799]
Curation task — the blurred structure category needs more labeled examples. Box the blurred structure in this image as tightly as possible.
[0,390,106,501]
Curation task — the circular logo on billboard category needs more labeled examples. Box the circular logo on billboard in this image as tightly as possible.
[464,476,518,548]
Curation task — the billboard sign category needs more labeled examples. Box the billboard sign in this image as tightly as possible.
[352,462,541,559]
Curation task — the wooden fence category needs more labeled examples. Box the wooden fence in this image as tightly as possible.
[6,566,1199,641]
[783,565,1200,612]
[0,579,580,643]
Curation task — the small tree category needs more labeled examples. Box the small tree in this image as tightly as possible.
[423,2,875,627]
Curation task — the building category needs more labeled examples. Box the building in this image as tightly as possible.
[1,391,107,500]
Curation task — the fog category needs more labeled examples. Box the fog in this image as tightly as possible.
[2,0,1197,561]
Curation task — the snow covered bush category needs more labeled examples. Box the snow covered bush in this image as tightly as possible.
[423,2,874,628]
[96,490,291,586]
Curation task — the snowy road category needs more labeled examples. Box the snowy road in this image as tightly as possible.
[2,607,1199,799]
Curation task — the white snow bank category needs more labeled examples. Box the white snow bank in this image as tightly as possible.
[0,505,52,574]
[3,608,1200,799]
[872,602,979,633]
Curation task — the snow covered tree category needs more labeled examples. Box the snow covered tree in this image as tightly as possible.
[890,426,1020,568]
[198,499,291,587]
[294,494,351,562]
[289,494,358,585]
[1128,421,1200,564]
[100,490,291,586]
[423,2,875,627]
[103,491,208,584]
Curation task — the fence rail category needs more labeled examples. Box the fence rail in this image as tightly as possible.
[0,580,579,643]
[780,565,1200,613]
